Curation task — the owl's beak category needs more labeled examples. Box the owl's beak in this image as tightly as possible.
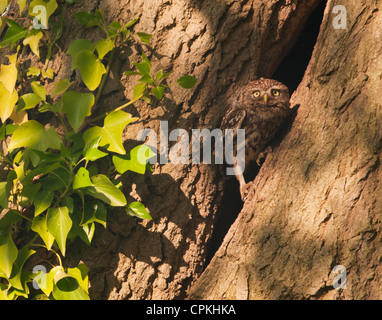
[263,94,268,105]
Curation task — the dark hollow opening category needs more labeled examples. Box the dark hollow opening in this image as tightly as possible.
[204,0,327,268]
[273,0,327,93]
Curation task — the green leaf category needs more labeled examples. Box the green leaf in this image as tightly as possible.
[133,62,150,76]
[62,91,95,132]
[83,137,108,162]
[83,126,103,150]
[0,19,28,48]
[44,127,62,150]
[73,167,92,190]
[74,50,106,91]
[0,284,9,300]
[52,270,89,300]
[17,0,27,13]
[28,0,58,28]
[132,145,156,169]
[0,233,18,278]
[46,207,72,256]
[126,202,152,220]
[84,110,138,155]
[77,225,94,246]
[75,11,98,28]
[19,183,40,207]
[85,174,127,207]
[102,110,138,154]
[139,74,154,84]
[113,144,156,175]
[8,120,62,152]
[21,161,61,184]
[50,79,72,97]
[17,93,42,111]
[123,17,139,29]
[8,246,35,291]
[67,39,95,59]
[23,31,43,57]
[39,101,62,113]
[31,215,54,250]
[0,181,10,208]
[82,222,96,244]
[0,0,8,15]
[0,123,5,140]
[94,8,104,20]
[67,199,95,245]
[6,123,18,135]
[0,210,21,235]
[42,68,54,79]
[31,265,59,297]
[0,81,18,122]
[34,190,54,216]
[0,52,18,93]
[152,85,166,100]
[108,21,121,31]
[124,70,141,76]
[67,263,89,294]
[133,83,147,101]
[156,69,172,80]
[177,75,197,89]
[7,120,43,151]
[39,167,70,192]
[62,197,74,214]
[27,67,41,77]
[95,38,115,60]
[82,200,107,228]
[31,81,46,101]
[136,32,152,44]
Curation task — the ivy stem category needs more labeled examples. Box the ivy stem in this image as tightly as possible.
[31,244,63,270]
[13,210,33,223]
[89,93,143,125]
[113,94,143,113]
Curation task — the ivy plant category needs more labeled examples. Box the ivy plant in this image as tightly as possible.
[0,0,196,300]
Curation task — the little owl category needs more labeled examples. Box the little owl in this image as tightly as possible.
[221,78,291,200]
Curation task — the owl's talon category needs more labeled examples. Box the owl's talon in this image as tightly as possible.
[240,182,254,201]
[256,146,273,166]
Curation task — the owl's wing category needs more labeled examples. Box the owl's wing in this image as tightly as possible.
[221,107,247,134]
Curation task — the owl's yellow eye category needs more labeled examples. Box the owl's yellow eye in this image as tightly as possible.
[272,89,280,97]
[253,91,261,98]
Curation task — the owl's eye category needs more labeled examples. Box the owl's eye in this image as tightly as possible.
[253,91,261,98]
[272,89,280,97]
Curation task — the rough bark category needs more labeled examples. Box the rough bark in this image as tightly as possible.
[188,0,382,299]
[46,0,323,299]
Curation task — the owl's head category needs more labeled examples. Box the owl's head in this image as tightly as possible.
[244,78,290,108]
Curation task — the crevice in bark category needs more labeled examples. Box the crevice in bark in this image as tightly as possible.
[273,0,327,93]
[203,0,327,272]
[204,176,243,267]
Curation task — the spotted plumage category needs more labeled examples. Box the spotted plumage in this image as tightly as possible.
[221,78,291,200]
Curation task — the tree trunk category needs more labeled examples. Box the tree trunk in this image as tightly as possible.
[52,0,332,299]
[188,0,382,299]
